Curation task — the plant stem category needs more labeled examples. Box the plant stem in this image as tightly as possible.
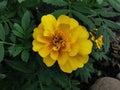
[0,41,15,46]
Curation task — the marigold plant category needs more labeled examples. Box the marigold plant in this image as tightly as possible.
[32,14,93,73]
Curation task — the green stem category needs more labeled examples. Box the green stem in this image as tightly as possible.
[0,41,15,46]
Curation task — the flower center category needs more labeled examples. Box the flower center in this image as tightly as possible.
[52,33,65,51]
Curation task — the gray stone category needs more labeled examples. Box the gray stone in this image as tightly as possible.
[90,77,120,90]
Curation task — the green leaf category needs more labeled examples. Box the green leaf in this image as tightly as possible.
[37,69,52,85]
[51,70,68,88]
[0,43,4,62]
[42,0,68,6]
[107,0,120,12]
[0,24,5,41]
[8,45,23,57]
[72,2,96,15]
[100,11,120,17]
[22,11,30,30]
[52,9,69,18]
[6,60,32,73]
[13,23,24,38]
[75,62,94,83]
[97,0,103,4]
[103,29,110,53]
[72,10,95,29]
[103,19,120,29]
[21,50,29,62]
[0,0,7,10]
[0,73,6,79]
[18,0,25,3]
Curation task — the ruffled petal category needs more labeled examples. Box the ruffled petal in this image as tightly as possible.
[78,26,89,39]
[50,51,59,60]
[57,15,70,26]
[59,61,73,73]
[69,42,80,56]
[69,55,88,70]
[38,45,51,57]
[58,52,69,65]
[32,40,43,52]
[41,14,56,36]
[79,40,93,55]
[70,27,81,43]
[43,56,56,67]
[70,18,79,30]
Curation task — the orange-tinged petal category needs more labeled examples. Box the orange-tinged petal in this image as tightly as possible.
[41,14,56,36]
[43,56,56,67]
[79,40,93,55]
[32,40,43,52]
[59,61,73,73]
[38,46,51,57]
[58,52,69,65]
[50,51,59,60]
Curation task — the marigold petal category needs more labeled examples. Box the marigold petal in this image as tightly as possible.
[69,42,80,56]
[38,46,51,57]
[43,56,56,67]
[59,61,73,73]
[70,18,79,30]
[79,40,93,55]
[78,26,89,39]
[57,15,70,26]
[32,40,43,51]
[50,51,59,60]
[69,55,88,69]
[58,52,69,65]
[41,14,56,36]
[70,28,81,43]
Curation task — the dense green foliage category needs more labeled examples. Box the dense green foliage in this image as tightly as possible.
[0,0,120,90]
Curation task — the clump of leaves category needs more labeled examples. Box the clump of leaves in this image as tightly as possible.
[0,0,120,90]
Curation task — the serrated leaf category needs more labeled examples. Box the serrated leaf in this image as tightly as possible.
[72,10,95,29]
[12,30,24,38]
[42,0,68,6]
[6,60,32,73]
[13,23,24,38]
[22,11,30,30]
[0,43,4,62]
[0,24,5,41]
[21,50,29,62]
[52,9,69,18]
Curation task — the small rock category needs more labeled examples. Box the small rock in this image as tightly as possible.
[116,73,120,80]
[90,77,120,90]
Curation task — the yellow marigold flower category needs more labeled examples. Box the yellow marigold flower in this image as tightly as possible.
[95,35,103,49]
[32,14,93,73]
